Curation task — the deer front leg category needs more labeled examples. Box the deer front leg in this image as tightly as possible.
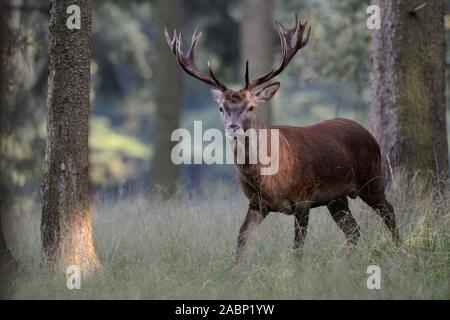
[294,206,310,259]
[235,207,265,267]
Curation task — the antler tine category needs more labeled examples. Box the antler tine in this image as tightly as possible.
[276,13,299,48]
[164,28,177,54]
[165,28,228,91]
[301,23,311,48]
[185,29,201,61]
[206,61,226,90]
[246,14,311,90]
[244,61,250,89]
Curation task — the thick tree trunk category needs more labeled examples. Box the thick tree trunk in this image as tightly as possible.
[41,0,101,274]
[152,0,183,195]
[241,0,274,125]
[370,0,448,184]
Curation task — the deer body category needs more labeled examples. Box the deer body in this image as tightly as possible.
[236,118,381,214]
[166,14,400,266]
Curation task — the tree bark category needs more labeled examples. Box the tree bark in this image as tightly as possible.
[152,0,183,195]
[0,211,17,297]
[41,0,101,274]
[241,0,274,125]
[0,0,18,297]
[370,0,448,184]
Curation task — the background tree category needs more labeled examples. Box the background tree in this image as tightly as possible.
[152,0,184,194]
[370,0,448,185]
[41,0,101,273]
[241,0,274,124]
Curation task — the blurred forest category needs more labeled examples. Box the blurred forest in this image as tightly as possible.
[3,0,450,196]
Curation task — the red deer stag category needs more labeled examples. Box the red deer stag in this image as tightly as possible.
[165,14,400,265]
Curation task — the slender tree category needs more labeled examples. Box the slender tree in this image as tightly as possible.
[241,0,274,124]
[370,0,448,184]
[41,0,101,273]
[152,0,184,194]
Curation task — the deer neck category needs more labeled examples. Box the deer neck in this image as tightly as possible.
[229,116,273,183]
[254,117,267,130]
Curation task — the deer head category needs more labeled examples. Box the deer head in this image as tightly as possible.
[165,14,311,137]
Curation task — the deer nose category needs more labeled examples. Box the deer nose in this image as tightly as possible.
[227,124,240,132]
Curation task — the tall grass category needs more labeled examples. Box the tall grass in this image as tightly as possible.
[4,175,450,299]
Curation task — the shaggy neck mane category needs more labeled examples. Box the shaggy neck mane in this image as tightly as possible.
[230,116,283,183]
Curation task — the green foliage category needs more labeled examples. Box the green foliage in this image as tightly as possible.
[1,7,48,189]
[275,0,370,84]
[92,0,154,95]
[309,0,370,84]
[90,117,151,187]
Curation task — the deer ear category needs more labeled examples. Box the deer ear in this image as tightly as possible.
[210,89,223,104]
[254,82,280,102]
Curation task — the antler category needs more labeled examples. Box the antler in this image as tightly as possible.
[245,14,311,90]
[165,28,228,91]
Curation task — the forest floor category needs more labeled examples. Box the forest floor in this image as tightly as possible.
[5,175,450,299]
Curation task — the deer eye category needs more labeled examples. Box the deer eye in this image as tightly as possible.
[218,107,224,113]
[248,106,254,112]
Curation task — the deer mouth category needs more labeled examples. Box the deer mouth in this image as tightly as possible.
[226,128,245,138]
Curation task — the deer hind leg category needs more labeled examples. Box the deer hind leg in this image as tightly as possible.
[235,207,265,267]
[369,200,400,245]
[327,197,361,250]
[293,206,310,259]
[358,178,401,245]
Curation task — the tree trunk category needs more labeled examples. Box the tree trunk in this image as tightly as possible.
[370,0,448,184]
[0,211,17,297]
[0,0,18,297]
[241,0,274,125]
[41,0,101,274]
[152,0,183,195]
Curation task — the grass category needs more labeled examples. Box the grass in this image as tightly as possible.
[4,175,450,299]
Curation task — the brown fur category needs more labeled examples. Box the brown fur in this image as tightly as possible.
[240,118,382,213]
[232,115,400,265]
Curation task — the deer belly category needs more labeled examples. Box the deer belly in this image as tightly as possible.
[309,183,357,205]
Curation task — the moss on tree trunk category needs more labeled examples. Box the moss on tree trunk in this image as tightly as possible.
[41,0,101,274]
[370,0,448,184]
